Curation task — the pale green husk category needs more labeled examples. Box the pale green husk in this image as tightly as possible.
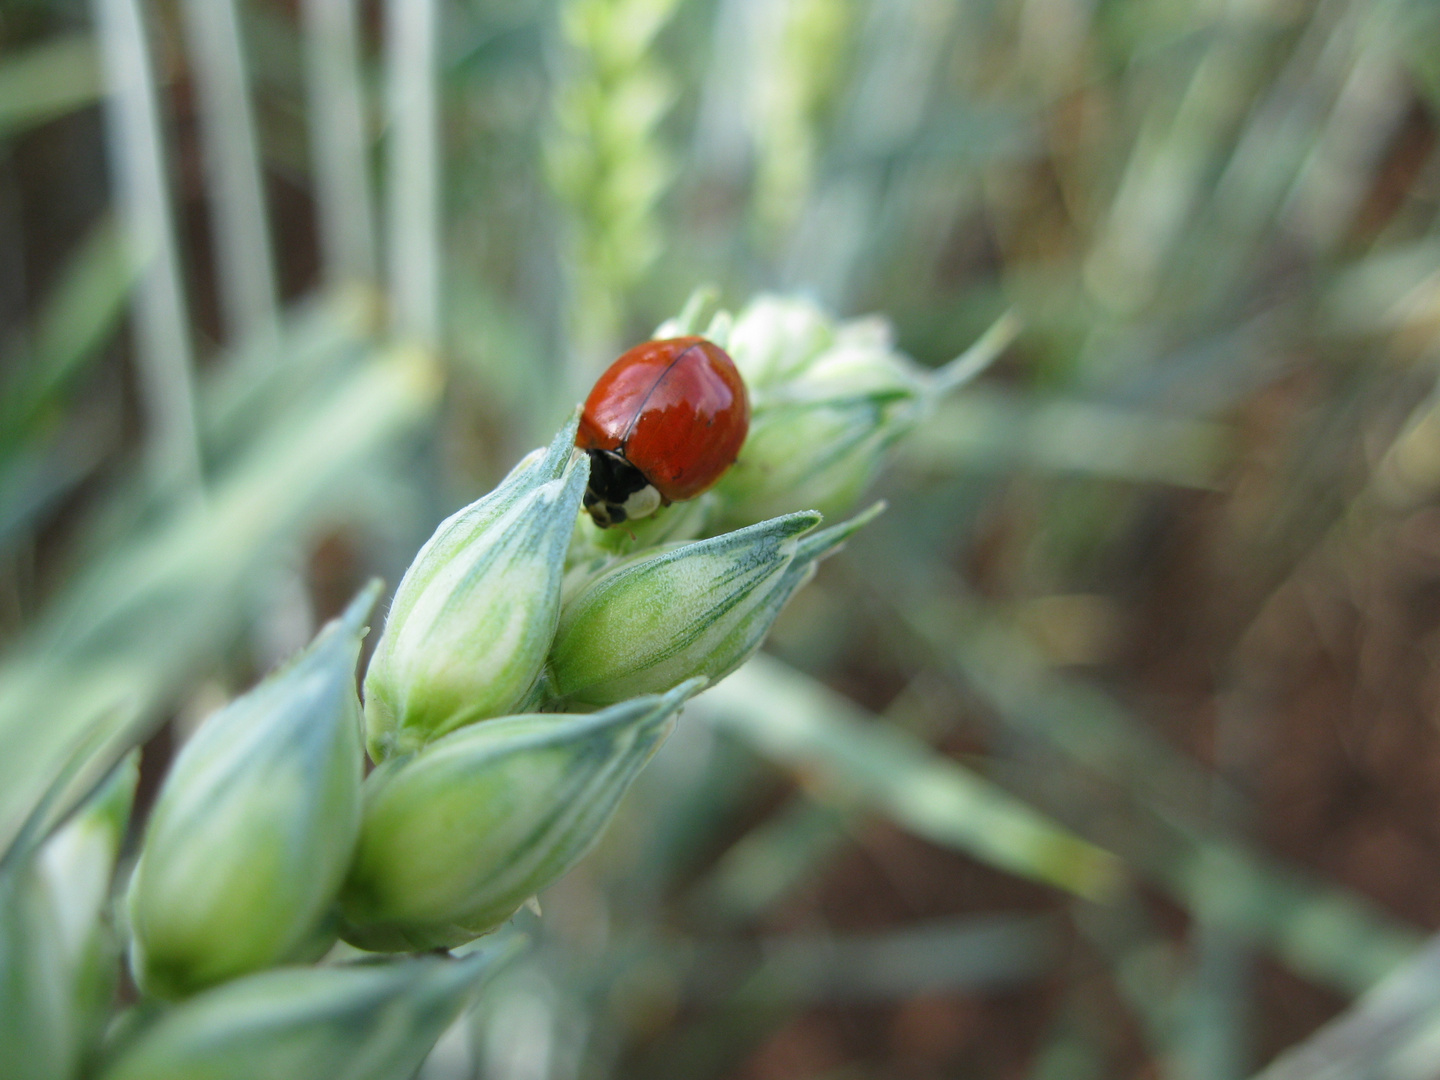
[340,682,699,951]
[126,585,375,999]
[363,414,589,760]
[0,757,135,1080]
[99,944,516,1080]
[547,506,881,709]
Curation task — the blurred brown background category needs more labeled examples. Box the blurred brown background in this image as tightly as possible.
[6,0,1440,1077]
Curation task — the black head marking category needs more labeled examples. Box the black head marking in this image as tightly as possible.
[583,449,648,528]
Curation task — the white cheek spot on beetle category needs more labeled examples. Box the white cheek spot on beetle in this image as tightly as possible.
[622,485,662,522]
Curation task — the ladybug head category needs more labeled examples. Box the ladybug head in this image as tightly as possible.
[582,449,663,528]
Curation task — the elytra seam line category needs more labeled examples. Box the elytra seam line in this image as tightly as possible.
[618,343,705,445]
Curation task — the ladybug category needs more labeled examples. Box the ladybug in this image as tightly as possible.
[576,336,750,528]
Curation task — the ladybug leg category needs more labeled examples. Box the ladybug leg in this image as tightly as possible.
[583,449,661,529]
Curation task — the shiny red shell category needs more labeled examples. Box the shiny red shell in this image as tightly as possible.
[577,336,750,503]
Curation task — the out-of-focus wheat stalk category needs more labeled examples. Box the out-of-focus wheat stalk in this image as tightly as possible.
[182,0,279,347]
[546,0,685,383]
[385,0,441,347]
[91,0,201,491]
[302,0,378,288]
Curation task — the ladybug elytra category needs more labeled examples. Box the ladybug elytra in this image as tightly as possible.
[576,336,750,528]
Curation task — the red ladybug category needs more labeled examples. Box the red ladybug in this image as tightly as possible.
[576,336,750,528]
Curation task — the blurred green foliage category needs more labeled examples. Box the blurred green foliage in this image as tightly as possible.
[5,0,1440,1076]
